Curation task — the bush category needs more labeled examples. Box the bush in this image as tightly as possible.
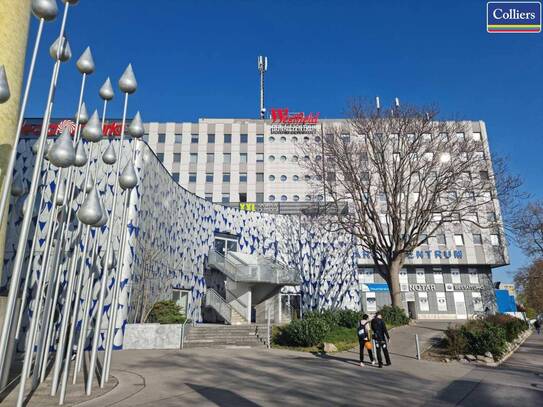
[444,326,468,356]
[304,309,339,327]
[303,309,361,329]
[336,309,362,328]
[461,321,508,358]
[485,314,529,342]
[147,300,187,324]
[379,305,410,327]
[275,318,329,347]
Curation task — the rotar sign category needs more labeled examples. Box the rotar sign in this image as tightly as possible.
[270,108,320,134]
[21,119,124,137]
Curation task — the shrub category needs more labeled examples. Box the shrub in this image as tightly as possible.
[379,305,410,326]
[461,321,508,358]
[275,318,329,347]
[147,300,187,324]
[444,325,468,356]
[336,309,362,328]
[304,309,340,328]
[486,314,529,342]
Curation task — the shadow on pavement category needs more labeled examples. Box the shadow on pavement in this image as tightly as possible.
[186,383,261,407]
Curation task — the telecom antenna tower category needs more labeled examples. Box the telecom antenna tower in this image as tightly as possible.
[257,55,268,119]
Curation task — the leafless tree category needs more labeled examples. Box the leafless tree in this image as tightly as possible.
[300,101,503,307]
[513,200,543,258]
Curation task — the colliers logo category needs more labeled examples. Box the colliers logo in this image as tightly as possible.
[487,2,541,33]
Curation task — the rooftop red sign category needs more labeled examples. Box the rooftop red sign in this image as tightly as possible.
[270,108,320,125]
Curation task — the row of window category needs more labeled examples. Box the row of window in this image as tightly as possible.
[157,152,266,164]
[359,267,481,284]
[156,133,265,144]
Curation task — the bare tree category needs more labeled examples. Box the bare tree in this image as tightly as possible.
[301,101,502,307]
[513,200,543,258]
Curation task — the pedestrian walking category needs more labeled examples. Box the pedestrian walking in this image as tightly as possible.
[535,319,541,335]
[370,311,391,368]
[357,314,375,367]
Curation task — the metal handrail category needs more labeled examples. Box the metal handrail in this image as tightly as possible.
[225,287,248,319]
[180,316,193,349]
[204,288,232,323]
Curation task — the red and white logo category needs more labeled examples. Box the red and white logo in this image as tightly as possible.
[56,119,76,135]
[270,108,320,125]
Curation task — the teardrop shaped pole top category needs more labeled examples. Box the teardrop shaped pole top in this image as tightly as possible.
[82,110,103,143]
[48,128,76,168]
[49,35,72,62]
[76,46,95,75]
[77,102,89,124]
[119,64,137,94]
[32,0,58,21]
[0,65,10,104]
[99,77,114,101]
[128,111,144,138]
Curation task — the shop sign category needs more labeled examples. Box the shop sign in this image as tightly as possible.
[270,108,320,134]
[22,119,124,137]
[360,249,463,260]
[408,284,436,292]
[453,284,483,291]
[239,203,256,211]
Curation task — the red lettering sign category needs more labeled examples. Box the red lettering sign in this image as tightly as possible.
[270,108,320,125]
[21,120,124,137]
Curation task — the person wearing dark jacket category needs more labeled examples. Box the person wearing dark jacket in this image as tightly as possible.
[370,311,391,367]
[357,314,375,367]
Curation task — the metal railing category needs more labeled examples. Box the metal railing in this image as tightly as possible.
[204,288,232,324]
[225,287,249,320]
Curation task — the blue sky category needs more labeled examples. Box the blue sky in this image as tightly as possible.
[23,0,543,282]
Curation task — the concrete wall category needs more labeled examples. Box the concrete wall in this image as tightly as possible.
[122,323,182,350]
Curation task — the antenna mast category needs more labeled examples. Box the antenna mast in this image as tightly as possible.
[257,55,268,119]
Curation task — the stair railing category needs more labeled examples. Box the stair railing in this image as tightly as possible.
[204,288,232,324]
[225,287,249,322]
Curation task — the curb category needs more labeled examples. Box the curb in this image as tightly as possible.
[482,328,533,368]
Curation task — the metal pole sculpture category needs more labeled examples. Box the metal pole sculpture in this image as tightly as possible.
[48,47,95,396]
[0,0,58,221]
[0,0,61,378]
[102,112,143,385]
[0,0,73,382]
[86,64,137,396]
[0,65,10,104]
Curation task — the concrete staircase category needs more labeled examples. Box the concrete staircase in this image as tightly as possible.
[183,324,269,349]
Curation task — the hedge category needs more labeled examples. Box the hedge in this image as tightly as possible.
[147,300,187,324]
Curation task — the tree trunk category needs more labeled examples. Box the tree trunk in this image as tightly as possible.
[388,258,404,308]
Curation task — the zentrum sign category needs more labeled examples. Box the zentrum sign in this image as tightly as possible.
[270,108,320,134]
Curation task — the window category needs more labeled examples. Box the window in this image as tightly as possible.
[240,153,247,163]
[473,234,482,245]
[436,292,447,311]
[487,212,497,222]
[361,172,369,182]
[280,136,287,143]
[420,234,428,244]
[416,268,425,283]
[293,195,300,201]
[174,134,182,143]
[280,155,287,162]
[205,193,213,202]
[468,268,479,284]
[239,173,247,182]
[221,193,230,203]
[304,175,311,181]
[451,268,461,284]
[292,155,298,162]
[269,195,276,201]
[158,133,166,143]
[418,292,429,312]
[269,175,275,181]
[292,175,299,181]
[472,132,481,141]
[269,155,275,162]
[223,173,231,182]
[281,195,287,201]
[206,173,213,183]
[280,175,287,182]
[315,136,321,143]
[432,213,442,221]
[207,153,214,163]
[479,171,489,180]
[327,172,336,182]
[437,234,446,245]
[208,134,215,144]
[454,234,464,246]
[157,153,164,161]
[224,134,232,143]
[223,153,231,164]
[268,136,275,143]
[239,192,247,202]
[173,153,181,163]
[190,153,198,164]
[256,193,264,202]
[292,136,298,143]
[240,134,248,143]
[433,269,443,284]
[191,134,198,144]
[466,212,478,223]
[360,268,374,283]
[256,153,264,163]
[189,173,197,183]
[304,136,310,143]
[256,172,264,182]
[305,195,311,201]
[490,234,500,246]
[172,172,180,183]
[456,132,465,140]
[256,134,264,143]
[399,268,408,284]
[472,292,483,312]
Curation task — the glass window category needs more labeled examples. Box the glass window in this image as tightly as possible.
[419,292,429,312]
[224,134,232,143]
[256,193,264,202]
[269,136,275,143]
[293,195,300,201]
[304,136,310,143]
[399,268,408,284]
[472,132,481,141]
[280,175,287,182]
[472,292,483,312]
[256,134,264,143]
[473,234,482,245]
[205,193,213,202]
[433,269,443,284]
[269,175,275,181]
[454,234,464,246]
[240,173,247,182]
[206,173,213,183]
[451,268,461,284]
[191,134,198,144]
[269,195,276,201]
[305,195,311,201]
[239,192,247,202]
[416,268,425,283]
[293,175,299,181]
[174,134,182,143]
[240,153,247,163]
[315,136,321,143]
[437,234,446,245]
[360,268,374,283]
[281,195,287,201]
[256,153,264,163]
[456,132,465,140]
[468,268,479,284]
[487,212,497,222]
[280,136,287,143]
[490,234,500,246]
[432,213,442,222]
[190,153,198,163]
[292,155,298,162]
[173,153,181,163]
[280,155,287,162]
[157,153,164,161]
[208,134,215,144]
[223,153,231,164]
[480,171,489,180]
[436,292,447,311]
[256,172,264,182]
[304,175,311,181]
[292,136,298,143]
[223,173,231,182]
[172,172,180,182]
[207,153,214,163]
[269,155,275,162]
[158,133,166,143]
[221,193,230,203]
[189,173,197,183]
[240,134,248,143]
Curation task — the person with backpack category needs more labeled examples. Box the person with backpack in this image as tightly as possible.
[535,318,541,335]
[370,311,391,368]
[357,314,375,367]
